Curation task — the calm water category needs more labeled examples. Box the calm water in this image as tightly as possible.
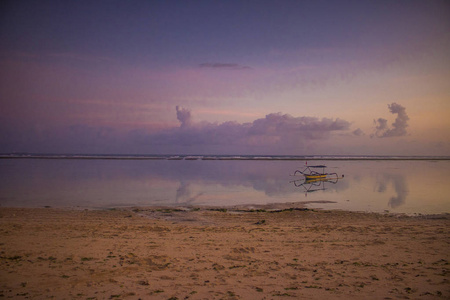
[1,158,449,214]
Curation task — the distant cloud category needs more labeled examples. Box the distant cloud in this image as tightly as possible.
[176,106,192,128]
[352,128,365,136]
[148,107,351,150]
[372,103,409,138]
[199,62,252,70]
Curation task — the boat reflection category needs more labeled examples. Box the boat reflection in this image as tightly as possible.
[290,177,343,195]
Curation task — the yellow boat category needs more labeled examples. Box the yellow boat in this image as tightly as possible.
[292,164,339,180]
[304,174,327,180]
[290,164,343,193]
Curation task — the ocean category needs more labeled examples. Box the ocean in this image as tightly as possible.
[1,154,449,215]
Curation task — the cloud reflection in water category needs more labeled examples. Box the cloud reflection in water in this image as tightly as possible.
[375,174,409,209]
[0,159,448,214]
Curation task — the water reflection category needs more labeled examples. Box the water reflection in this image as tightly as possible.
[375,174,409,209]
[176,182,204,204]
[0,159,449,214]
[290,177,342,194]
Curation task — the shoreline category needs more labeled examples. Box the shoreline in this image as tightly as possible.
[3,202,449,218]
[1,207,449,299]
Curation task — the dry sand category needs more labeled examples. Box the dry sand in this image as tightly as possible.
[0,207,448,299]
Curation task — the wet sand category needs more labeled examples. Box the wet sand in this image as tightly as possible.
[0,207,449,299]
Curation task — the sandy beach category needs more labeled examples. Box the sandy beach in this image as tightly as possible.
[0,207,448,299]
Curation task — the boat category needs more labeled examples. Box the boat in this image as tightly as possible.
[292,164,340,180]
[290,164,343,194]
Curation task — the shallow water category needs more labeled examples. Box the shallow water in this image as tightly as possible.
[1,158,449,214]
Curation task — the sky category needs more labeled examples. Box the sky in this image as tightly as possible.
[1,0,449,155]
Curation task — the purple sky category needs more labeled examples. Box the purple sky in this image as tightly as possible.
[1,0,449,155]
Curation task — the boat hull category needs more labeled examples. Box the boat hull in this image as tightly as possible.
[304,174,327,180]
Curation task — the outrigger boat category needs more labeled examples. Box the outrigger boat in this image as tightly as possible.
[292,164,341,181]
[290,164,343,194]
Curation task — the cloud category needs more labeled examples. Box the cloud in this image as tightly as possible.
[176,106,192,128]
[199,62,252,70]
[372,103,409,138]
[147,107,351,152]
[352,128,365,136]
